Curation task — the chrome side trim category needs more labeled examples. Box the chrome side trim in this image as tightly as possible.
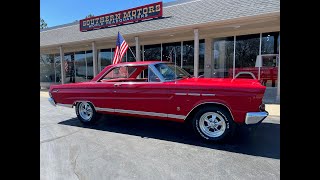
[56,103,73,108]
[202,94,216,97]
[245,111,268,125]
[168,114,186,119]
[95,107,185,119]
[184,102,234,121]
[115,109,167,118]
[175,93,187,96]
[188,93,201,96]
[96,107,114,112]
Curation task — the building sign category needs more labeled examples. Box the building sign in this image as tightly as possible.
[80,2,163,32]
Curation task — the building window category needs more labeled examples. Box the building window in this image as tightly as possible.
[235,34,260,69]
[54,54,61,83]
[98,49,112,71]
[211,32,280,87]
[144,44,161,60]
[127,46,136,62]
[40,54,55,82]
[182,41,194,75]
[74,51,87,82]
[162,42,181,65]
[261,32,280,87]
[212,37,234,78]
[199,40,205,76]
[64,53,75,83]
[182,40,204,75]
[86,50,93,80]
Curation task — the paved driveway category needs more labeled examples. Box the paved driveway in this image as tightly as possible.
[40,96,280,180]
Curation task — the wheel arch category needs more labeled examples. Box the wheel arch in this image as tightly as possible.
[185,102,235,123]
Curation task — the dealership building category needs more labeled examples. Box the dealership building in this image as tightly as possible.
[40,0,280,102]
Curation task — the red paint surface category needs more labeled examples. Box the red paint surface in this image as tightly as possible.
[50,61,266,124]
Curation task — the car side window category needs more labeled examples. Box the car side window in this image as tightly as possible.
[148,68,160,82]
[103,66,130,80]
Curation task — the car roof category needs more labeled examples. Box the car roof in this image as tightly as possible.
[112,60,169,67]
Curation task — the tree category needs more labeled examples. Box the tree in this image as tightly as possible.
[40,18,48,29]
[85,14,94,18]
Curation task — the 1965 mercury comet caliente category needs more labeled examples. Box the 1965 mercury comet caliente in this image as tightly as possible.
[48,61,268,142]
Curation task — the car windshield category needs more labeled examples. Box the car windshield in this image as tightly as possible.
[154,63,191,81]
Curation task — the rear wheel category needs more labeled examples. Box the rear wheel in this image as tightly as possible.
[75,102,101,125]
[192,106,235,142]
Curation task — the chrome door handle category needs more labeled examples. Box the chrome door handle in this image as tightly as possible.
[114,83,121,87]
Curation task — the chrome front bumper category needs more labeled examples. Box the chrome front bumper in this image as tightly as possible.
[245,111,269,125]
[48,97,56,107]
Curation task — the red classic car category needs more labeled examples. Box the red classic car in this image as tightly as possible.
[48,61,268,142]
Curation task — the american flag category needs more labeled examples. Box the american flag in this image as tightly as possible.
[112,32,129,64]
[64,61,68,72]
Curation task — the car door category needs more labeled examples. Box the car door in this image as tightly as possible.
[89,66,128,113]
[112,67,171,119]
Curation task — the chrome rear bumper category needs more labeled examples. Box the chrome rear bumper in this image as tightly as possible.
[245,111,269,125]
[48,97,56,107]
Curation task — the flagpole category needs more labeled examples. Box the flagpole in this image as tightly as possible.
[128,46,137,61]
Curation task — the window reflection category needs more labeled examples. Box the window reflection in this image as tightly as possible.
[54,54,61,83]
[212,37,234,78]
[127,46,136,62]
[75,51,87,82]
[64,53,75,83]
[98,49,112,71]
[40,54,55,82]
[182,40,204,75]
[144,44,161,60]
[261,32,280,87]
[162,42,181,66]
[86,50,93,80]
[182,41,194,75]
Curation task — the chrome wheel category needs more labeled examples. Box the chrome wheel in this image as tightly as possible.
[199,112,226,138]
[78,102,93,121]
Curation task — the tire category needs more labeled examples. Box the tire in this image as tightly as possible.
[75,102,101,125]
[192,106,235,142]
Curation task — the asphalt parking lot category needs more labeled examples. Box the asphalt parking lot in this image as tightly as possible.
[40,95,280,180]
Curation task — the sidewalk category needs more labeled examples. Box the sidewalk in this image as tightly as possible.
[41,90,280,116]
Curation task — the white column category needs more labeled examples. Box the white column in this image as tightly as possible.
[219,40,226,76]
[258,33,262,80]
[92,42,97,76]
[276,44,280,103]
[135,37,141,61]
[97,49,101,72]
[160,43,163,61]
[142,45,145,61]
[59,46,65,84]
[180,41,183,68]
[194,29,199,77]
[204,38,212,77]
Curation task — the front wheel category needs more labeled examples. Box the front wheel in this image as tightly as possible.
[75,102,101,125]
[192,106,235,142]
